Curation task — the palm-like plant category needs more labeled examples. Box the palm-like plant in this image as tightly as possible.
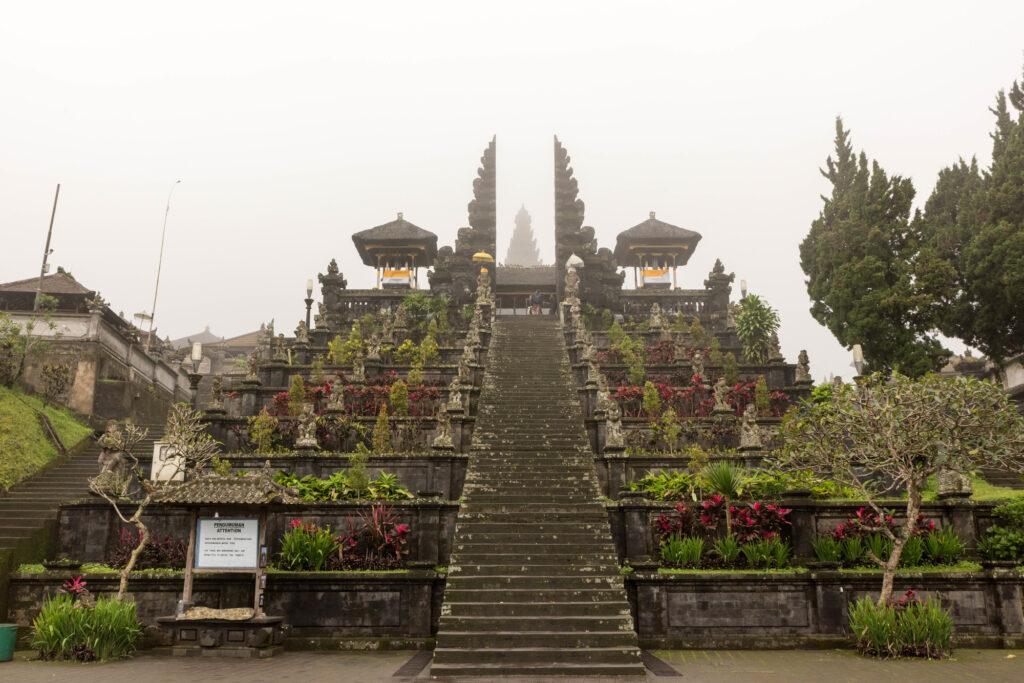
[701,461,747,536]
[735,294,780,364]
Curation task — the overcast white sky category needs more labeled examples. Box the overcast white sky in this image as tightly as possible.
[2,1,1023,381]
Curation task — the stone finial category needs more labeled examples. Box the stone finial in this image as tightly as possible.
[649,211,656,220]
[273,334,287,362]
[769,332,784,362]
[739,403,761,450]
[796,349,811,384]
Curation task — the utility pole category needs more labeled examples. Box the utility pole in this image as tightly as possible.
[34,184,61,312]
[146,180,181,353]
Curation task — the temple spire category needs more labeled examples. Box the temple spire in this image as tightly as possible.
[504,205,543,266]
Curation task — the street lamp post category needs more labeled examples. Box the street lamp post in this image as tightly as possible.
[187,342,203,409]
[304,279,314,329]
[146,180,182,353]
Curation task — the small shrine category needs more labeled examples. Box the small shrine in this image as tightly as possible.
[351,213,438,289]
[613,211,702,289]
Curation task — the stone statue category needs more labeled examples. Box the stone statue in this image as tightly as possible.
[605,399,625,449]
[294,403,319,451]
[327,380,345,411]
[713,376,731,413]
[596,373,612,414]
[380,316,394,344]
[314,303,327,329]
[586,360,601,386]
[294,321,309,345]
[831,375,843,391]
[85,291,107,312]
[457,352,471,383]
[432,407,454,449]
[564,265,580,303]
[796,349,811,384]
[691,353,705,381]
[673,336,688,366]
[466,323,481,348]
[96,420,127,476]
[769,332,783,362]
[273,334,287,362]
[394,305,408,330]
[245,350,261,383]
[446,379,464,413]
[208,375,225,412]
[726,303,737,330]
[476,268,491,301]
[739,403,762,450]
[352,352,366,384]
[649,303,664,331]
[367,333,381,361]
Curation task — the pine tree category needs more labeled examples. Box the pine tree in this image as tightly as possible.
[800,117,948,377]
[504,205,543,266]
[918,69,1024,362]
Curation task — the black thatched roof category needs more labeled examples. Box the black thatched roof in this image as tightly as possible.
[496,265,556,289]
[613,212,702,266]
[351,214,438,267]
[156,472,300,506]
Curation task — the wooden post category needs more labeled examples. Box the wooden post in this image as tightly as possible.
[182,508,197,606]
[254,509,267,615]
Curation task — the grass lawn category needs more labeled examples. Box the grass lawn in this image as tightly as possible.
[0,385,93,491]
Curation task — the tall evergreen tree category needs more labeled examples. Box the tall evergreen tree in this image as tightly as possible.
[918,68,1024,363]
[800,118,948,377]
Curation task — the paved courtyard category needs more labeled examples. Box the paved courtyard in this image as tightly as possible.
[2,648,1021,682]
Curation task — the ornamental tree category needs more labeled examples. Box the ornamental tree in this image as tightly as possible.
[89,404,220,601]
[780,373,1024,606]
[735,294,779,365]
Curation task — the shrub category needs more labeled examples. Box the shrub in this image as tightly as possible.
[841,537,867,565]
[655,409,681,452]
[407,364,424,387]
[900,535,926,567]
[708,337,723,365]
[106,528,186,570]
[641,381,661,417]
[331,504,410,570]
[248,408,279,454]
[329,323,363,364]
[735,294,780,364]
[978,499,1024,562]
[631,471,700,501]
[389,380,409,416]
[272,469,412,501]
[288,375,305,416]
[420,336,440,365]
[279,520,340,571]
[661,534,704,567]
[392,339,417,365]
[849,592,952,659]
[372,405,390,453]
[754,376,771,414]
[31,591,141,662]
[688,317,707,348]
[740,538,791,568]
[723,352,739,386]
[865,533,893,563]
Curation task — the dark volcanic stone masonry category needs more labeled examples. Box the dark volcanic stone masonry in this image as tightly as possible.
[432,316,644,677]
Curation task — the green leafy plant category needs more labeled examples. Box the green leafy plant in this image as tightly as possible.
[899,535,925,567]
[812,536,842,563]
[923,527,964,565]
[311,356,326,385]
[841,537,866,565]
[865,533,893,564]
[392,339,419,365]
[849,593,952,659]
[419,335,440,365]
[661,534,704,567]
[248,408,280,454]
[740,538,791,568]
[329,323,364,364]
[978,499,1024,561]
[287,375,305,416]
[701,461,745,536]
[670,314,689,334]
[655,409,681,452]
[754,376,771,414]
[279,520,340,571]
[712,537,740,565]
[30,591,142,662]
[708,337,723,365]
[723,352,739,386]
[735,294,780,364]
[688,317,707,348]
[407,363,424,387]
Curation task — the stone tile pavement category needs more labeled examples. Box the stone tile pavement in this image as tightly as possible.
[1,648,1021,682]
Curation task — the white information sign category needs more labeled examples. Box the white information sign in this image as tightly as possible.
[195,517,259,569]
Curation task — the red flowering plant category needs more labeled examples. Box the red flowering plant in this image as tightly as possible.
[58,576,91,607]
[407,386,440,417]
[330,504,410,570]
[645,341,676,365]
[657,496,791,545]
[729,502,792,543]
[831,508,937,540]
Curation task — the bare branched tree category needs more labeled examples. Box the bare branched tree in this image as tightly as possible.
[88,403,220,602]
[781,373,1024,606]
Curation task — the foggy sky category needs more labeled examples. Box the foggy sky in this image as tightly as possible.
[3,1,1023,381]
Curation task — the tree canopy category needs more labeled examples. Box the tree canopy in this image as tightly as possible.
[917,67,1024,363]
[800,118,948,377]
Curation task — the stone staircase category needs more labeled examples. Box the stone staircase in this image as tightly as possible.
[432,316,644,677]
[0,425,163,554]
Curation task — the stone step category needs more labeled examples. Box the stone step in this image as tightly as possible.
[437,630,638,649]
[450,552,620,565]
[455,521,610,533]
[432,646,642,666]
[443,587,626,603]
[430,661,645,677]
[439,615,635,632]
[451,563,619,575]
[443,600,632,618]
[456,511,609,523]
[445,575,624,590]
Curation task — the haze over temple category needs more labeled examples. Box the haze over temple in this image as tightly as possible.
[504,205,543,267]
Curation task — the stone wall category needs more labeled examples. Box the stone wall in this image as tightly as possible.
[629,570,1024,648]
[58,500,459,567]
[7,571,443,647]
